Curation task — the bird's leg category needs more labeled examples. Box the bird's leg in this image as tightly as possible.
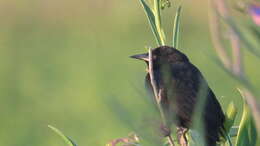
[177,127,188,146]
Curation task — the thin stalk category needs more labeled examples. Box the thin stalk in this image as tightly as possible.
[172,6,182,48]
[148,48,167,125]
[148,48,175,146]
[154,0,165,45]
[240,88,260,132]
[139,0,163,45]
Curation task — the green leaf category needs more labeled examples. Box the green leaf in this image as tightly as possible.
[235,98,257,146]
[48,125,77,146]
[139,0,163,45]
[160,28,166,44]
[230,126,239,137]
[154,0,166,45]
[218,102,237,146]
[172,6,182,48]
[154,0,162,29]
[224,102,238,133]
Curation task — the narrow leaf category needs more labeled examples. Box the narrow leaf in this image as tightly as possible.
[160,28,166,44]
[224,102,238,132]
[154,0,162,30]
[139,0,163,45]
[219,102,237,146]
[235,91,257,146]
[154,0,166,45]
[48,125,77,146]
[172,6,182,48]
[230,126,239,137]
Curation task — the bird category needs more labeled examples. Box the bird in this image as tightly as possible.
[131,46,225,146]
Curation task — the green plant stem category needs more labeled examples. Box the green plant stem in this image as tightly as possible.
[172,6,182,48]
[48,125,77,146]
[139,0,163,45]
[154,0,165,45]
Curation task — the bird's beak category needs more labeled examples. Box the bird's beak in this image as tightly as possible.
[130,53,149,61]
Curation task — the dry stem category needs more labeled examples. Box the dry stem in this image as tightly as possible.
[148,48,175,146]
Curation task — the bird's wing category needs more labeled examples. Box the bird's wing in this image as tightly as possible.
[169,62,225,142]
[167,62,203,125]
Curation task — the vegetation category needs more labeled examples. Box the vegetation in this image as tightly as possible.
[1,0,259,146]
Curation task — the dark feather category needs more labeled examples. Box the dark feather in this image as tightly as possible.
[140,46,225,146]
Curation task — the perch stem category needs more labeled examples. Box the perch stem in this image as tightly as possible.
[148,49,175,146]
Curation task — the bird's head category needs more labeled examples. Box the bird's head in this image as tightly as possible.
[130,46,189,65]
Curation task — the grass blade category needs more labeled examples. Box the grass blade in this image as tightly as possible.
[48,125,77,146]
[235,91,257,146]
[139,0,163,45]
[172,6,182,48]
[224,102,238,133]
[219,102,237,145]
[154,0,166,45]
[154,0,162,29]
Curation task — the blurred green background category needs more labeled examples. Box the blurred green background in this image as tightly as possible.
[0,0,259,145]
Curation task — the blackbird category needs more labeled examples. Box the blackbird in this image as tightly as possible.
[131,46,225,146]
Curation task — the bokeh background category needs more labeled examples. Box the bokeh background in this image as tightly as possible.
[0,0,259,145]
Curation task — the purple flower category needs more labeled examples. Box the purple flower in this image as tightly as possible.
[249,3,260,26]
